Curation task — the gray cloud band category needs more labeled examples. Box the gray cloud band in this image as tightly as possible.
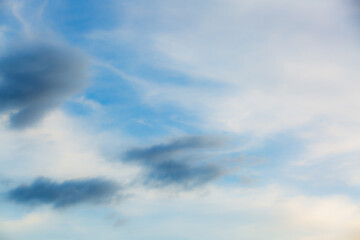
[0,42,89,128]
[124,135,225,188]
[7,177,120,208]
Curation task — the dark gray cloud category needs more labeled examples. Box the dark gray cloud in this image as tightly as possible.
[145,160,220,188]
[124,135,226,188]
[125,135,224,162]
[7,177,120,208]
[0,42,89,128]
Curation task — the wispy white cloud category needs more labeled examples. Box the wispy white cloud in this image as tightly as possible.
[97,0,360,165]
[115,184,360,240]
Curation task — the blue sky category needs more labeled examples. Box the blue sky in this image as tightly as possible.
[1,0,360,239]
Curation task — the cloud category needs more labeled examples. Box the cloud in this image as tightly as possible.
[0,42,89,129]
[145,161,220,188]
[124,135,225,188]
[125,135,225,162]
[118,185,360,240]
[7,177,120,208]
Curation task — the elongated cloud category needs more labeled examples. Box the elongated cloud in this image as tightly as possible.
[124,135,225,188]
[126,135,225,162]
[7,177,120,208]
[0,42,89,128]
[146,161,220,188]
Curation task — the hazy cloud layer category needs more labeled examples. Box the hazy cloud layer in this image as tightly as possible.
[0,42,89,128]
[7,177,120,208]
[124,136,225,188]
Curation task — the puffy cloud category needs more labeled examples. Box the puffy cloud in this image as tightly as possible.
[0,42,89,129]
[7,177,120,208]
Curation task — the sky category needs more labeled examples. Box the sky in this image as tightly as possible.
[1,0,360,239]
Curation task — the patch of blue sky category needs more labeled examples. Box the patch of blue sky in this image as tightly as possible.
[245,132,306,166]
[221,132,308,186]
[66,67,202,138]
[97,104,202,139]
[85,66,138,106]
[77,32,228,89]
[0,13,23,42]
[34,0,231,139]
[35,0,229,88]
[0,5,13,25]
[110,60,228,88]
[61,54,222,141]
[42,0,120,39]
